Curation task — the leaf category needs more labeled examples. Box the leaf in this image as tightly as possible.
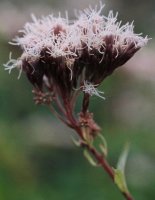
[99,144,107,157]
[71,136,81,147]
[117,143,129,172]
[98,134,108,156]
[114,169,129,194]
[82,127,93,146]
[83,149,98,167]
[114,144,130,194]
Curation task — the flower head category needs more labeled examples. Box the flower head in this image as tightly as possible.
[5,3,148,104]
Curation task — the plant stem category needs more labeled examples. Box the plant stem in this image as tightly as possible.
[48,101,134,200]
[86,144,114,179]
[83,143,134,200]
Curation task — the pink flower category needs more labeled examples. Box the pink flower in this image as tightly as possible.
[5,4,148,102]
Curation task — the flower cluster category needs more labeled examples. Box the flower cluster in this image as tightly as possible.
[4,5,149,199]
[4,4,148,134]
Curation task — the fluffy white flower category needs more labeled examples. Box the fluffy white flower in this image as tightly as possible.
[7,2,148,60]
[4,3,148,96]
[82,81,105,100]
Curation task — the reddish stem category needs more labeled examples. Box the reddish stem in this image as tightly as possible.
[82,93,90,114]
[86,144,114,179]
[84,144,134,200]
[48,97,134,200]
[123,192,134,200]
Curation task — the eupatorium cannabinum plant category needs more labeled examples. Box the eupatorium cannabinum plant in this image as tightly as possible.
[5,3,148,200]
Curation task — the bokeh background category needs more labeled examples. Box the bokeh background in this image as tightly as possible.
[0,0,155,199]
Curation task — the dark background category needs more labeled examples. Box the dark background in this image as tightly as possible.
[0,0,155,199]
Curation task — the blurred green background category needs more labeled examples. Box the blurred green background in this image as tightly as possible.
[0,0,155,199]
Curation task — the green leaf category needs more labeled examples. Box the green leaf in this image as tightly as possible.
[117,143,129,172]
[114,169,129,194]
[71,136,81,147]
[99,144,107,157]
[98,134,108,156]
[83,149,98,167]
[82,128,93,146]
[114,144,130,194]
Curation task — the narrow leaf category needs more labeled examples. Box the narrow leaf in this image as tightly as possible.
[117,143,129,172]
[98,134,108,156]
[71,136,81,147]
[114,143,130,194]
[114,169,129,193]
[83,149,98,167]
[99,144,107,157]
[82,127,93,146]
